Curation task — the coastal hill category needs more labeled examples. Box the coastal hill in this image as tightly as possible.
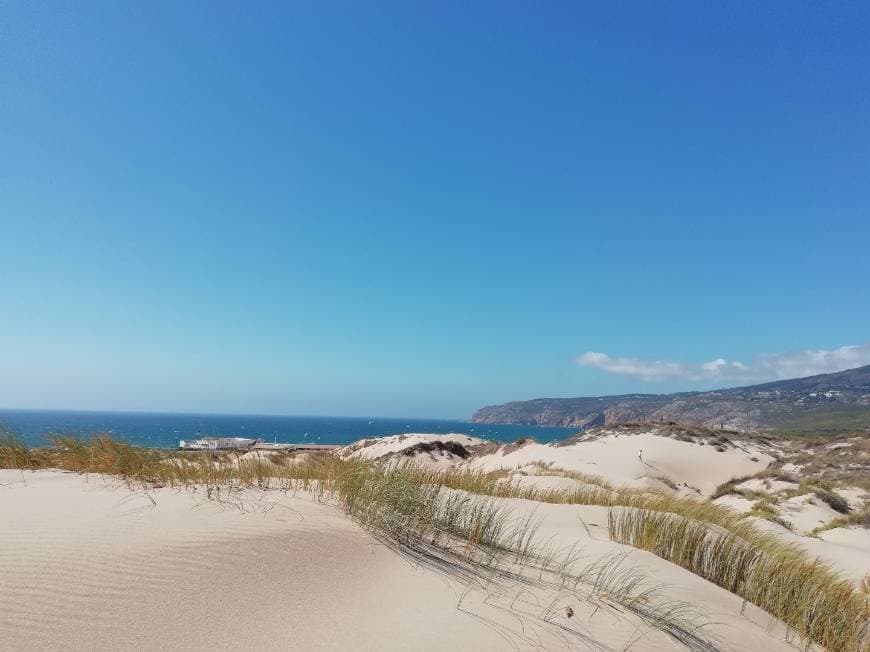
[471,364,870,433]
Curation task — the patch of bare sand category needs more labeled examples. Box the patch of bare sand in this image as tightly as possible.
[470,433,772,497]
[734,478,799,494]
[712,494,756,513]
[750,518,870,584]
[340,433,485,460]
[777,493,845,535]
[1,470,510,651]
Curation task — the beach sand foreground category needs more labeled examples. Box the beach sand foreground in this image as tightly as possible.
[0,468,818,651]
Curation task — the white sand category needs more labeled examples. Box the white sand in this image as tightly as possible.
[341,433,486,460]
[752,519,870,583]
[778,493,845,535]
[0,470,509,651]
[815,527,870,579]
[460,497,802,652]
[713,494,757,513]
[501,472,587,493]
[836,486,870,511]
[735,478,799,494]
[0,469,809,651]
[470,432,772,497]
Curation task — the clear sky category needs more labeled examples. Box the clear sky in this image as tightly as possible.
[2,2,868,418]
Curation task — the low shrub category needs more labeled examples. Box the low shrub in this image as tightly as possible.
[812,488,851,514]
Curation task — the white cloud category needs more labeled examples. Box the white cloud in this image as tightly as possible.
[575,352,694,381]
[576,343,870,384]
[700,358,727,373]
[755,344,870,380]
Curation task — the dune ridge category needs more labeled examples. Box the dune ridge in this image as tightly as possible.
[2,426,868,651]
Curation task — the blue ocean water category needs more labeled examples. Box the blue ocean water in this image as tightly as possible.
[0,409,577,449]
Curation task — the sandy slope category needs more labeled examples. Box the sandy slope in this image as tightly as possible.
[340,430,774,498]
[342,433,486,459]
[0,470,506,651]
[749,518,870,582]
[338,430,869,586]
[472,432,773,497]
[0,469,814,651]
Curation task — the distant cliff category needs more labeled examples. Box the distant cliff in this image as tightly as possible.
[471,365,870,434]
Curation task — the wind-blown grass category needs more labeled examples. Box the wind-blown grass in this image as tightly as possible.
[314,460,713,647]
[808,508,870,536]
[609,508,870,652]
[0,435,35,469]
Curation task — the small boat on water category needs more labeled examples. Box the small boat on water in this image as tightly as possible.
[178,437,263,451]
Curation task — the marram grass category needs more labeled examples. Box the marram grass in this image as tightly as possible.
[609,507,870,652]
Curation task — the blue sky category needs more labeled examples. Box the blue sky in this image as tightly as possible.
[1,2,868,418]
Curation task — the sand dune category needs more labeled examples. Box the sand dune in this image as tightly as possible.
[342,433,487,459]
[341,428,774,498]
[0,468,817,651]
[1,470,514,651]
[469,432,773,497]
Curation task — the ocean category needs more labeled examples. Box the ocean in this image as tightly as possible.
[0,409,577,449]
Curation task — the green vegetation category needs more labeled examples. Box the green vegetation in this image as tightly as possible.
[0,434,34,469]
[609,508,870,652]
[475,364,870,436]
[812,488,852,514]
[711,475,752,500]
[809,509,870,537]
[749,499,776,517]
[769,409,870,437]
[711,463,870,540]
[526,461,614,488]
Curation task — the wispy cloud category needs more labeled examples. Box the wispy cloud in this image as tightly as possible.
[576,344,870,384]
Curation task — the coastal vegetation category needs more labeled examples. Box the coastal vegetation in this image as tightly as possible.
[609,508,868,652]
[2,433,869,651]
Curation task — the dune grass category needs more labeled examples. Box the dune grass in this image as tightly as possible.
[609,507,870,652]
[525,461,615,488]
[202,456,715,647]
[808,508,870,536]
[0,435,35,469]
[4,434,868,650]
[711,475,752,500]
[408,465,784,550]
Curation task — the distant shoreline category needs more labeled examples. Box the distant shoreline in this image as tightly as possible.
[0,409,577,450]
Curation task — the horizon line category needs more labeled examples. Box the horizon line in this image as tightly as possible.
[0,405,473,422]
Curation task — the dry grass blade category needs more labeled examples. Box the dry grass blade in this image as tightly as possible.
[609,507,870,652]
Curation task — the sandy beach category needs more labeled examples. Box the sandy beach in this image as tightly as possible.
[1,469,512,651]
[4,456,862,651]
